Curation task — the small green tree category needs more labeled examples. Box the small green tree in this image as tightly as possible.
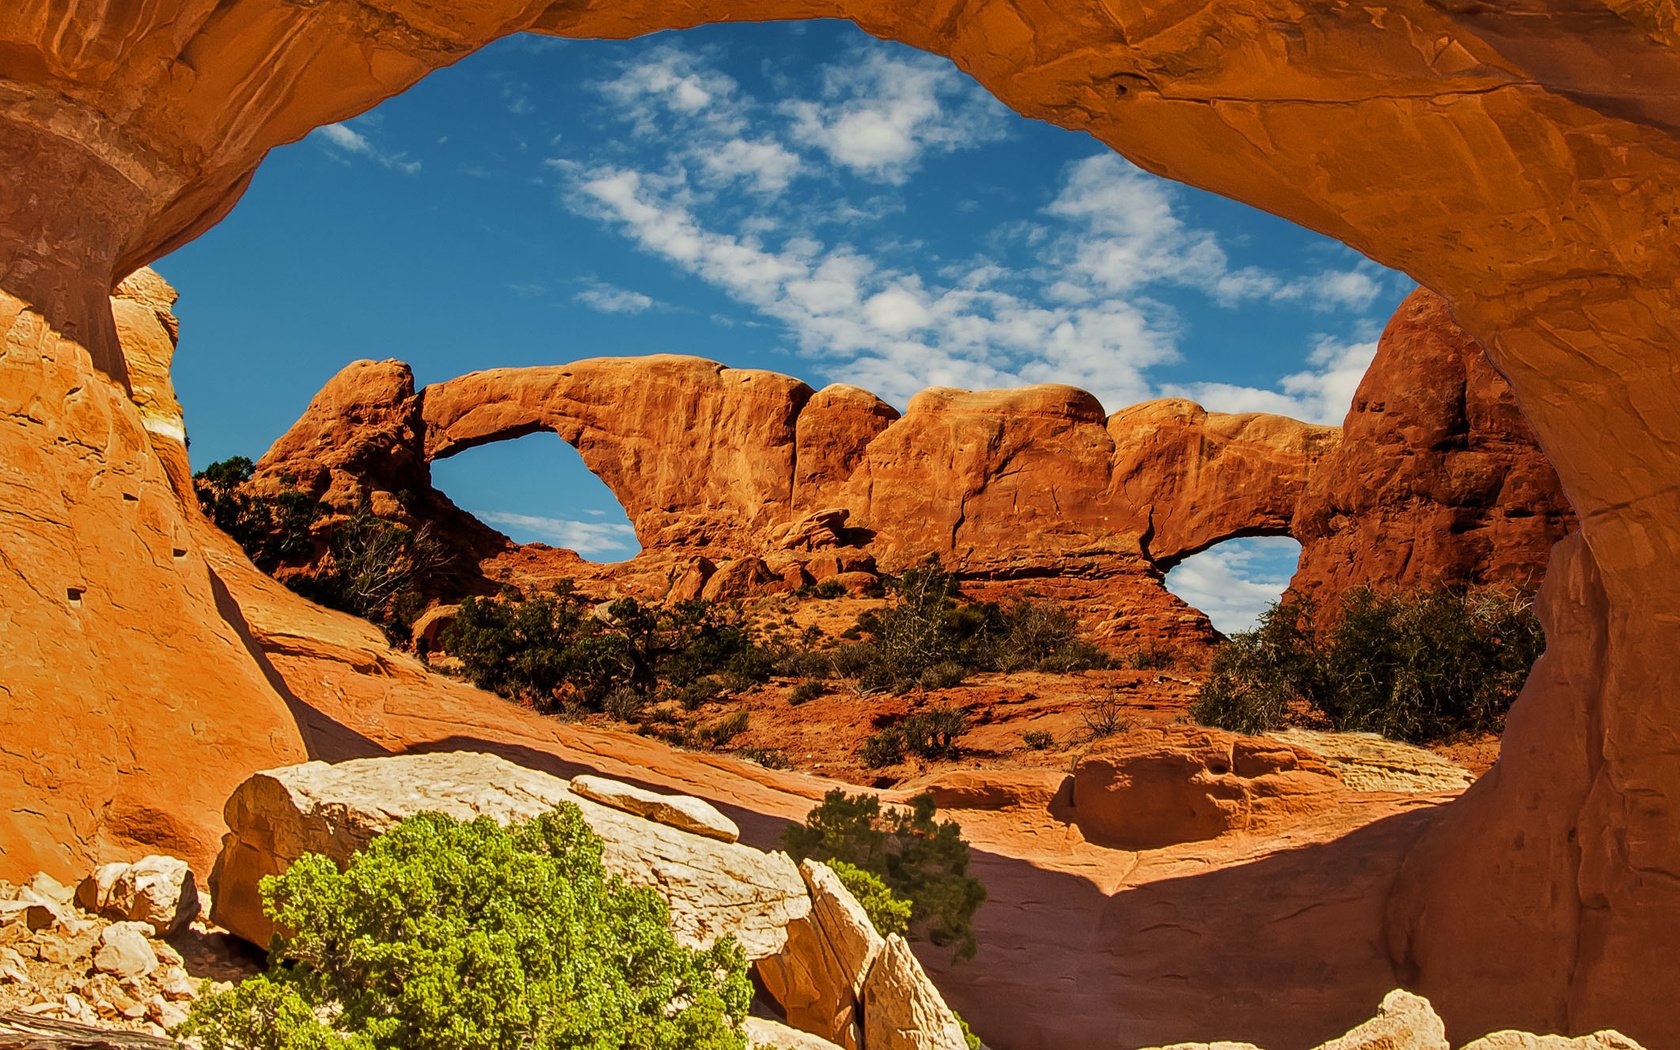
[826,860,911,937]
[783,791,986,960]
[180,806,750,1050]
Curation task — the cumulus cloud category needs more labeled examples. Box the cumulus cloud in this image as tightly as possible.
[314,122,421,175]
[781,49,1010,183]
[576,281,658,315]
[1164,537,1302,634]
[555,42,1400,413]
[477,511,639,559]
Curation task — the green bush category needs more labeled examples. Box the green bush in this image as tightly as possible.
[1022,729,1056,750]
[193,457,321,571]
[858,728,907,769]
[826,859,910,937]
[180,806,749,1050]
[814,579,847,599]
[859,706,970,768]
[817,560,1107,694]
[789,680,829,706]
[783,791,986,960]
[444,586,771,714]
[1192,586,1544,744]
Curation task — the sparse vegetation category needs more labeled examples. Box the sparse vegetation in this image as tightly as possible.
[1080,693,1130,739]
[1023,729,1056,750]
[789,680,829,706]
[787,559,1108,695]
[859,706,971,768]
[1121,644,1176,671]
[180,805,749,1050]
[194,457,443,641]
[444,584,771,714]
[783,790,986,960]
[1191,586,1544,744]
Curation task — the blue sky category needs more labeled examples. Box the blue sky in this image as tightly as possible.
[160,20,1409,632]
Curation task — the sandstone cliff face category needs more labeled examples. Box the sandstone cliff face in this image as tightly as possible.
[1,0,1677,1044]
[1289,290,1574,608]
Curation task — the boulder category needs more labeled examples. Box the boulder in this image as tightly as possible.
[1069,726,1344,850]
[746,1016,850,1050]
[208,752,808,959]
[758,860,885,1049]
[91,923,157,980]
[702,557,781,601]
[860,935,971,1050]
[569,774,740,843]
[76,855,200,936]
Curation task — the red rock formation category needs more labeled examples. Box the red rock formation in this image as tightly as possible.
[1,0,1678,1043]
[1290,289,1575,608]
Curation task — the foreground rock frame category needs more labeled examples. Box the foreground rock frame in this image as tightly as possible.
[2,0,1678,1046]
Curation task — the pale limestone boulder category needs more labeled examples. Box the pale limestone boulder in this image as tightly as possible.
[92,922,158,979]
[1460,1032,1646,1049]
[77,855,200,936]
[1314,990,1447,1050]
[570,774,740,843]
[862,935,970,1050]
[758,860,885,1049]
[209,752,808,959]
[1270,730,1476,793]
[746,1016,849,1050]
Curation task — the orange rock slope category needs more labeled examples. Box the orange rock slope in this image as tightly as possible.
[2,0,1679,1045]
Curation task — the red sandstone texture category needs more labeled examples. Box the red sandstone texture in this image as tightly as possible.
[1,0,1677,1045]
[1288,290,1574,608]
[248,287,1565,650]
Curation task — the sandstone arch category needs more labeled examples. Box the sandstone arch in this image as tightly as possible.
[2,1,1677,1043]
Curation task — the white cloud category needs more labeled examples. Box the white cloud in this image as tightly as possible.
[1164,536,1302,634]
[598,46,744,136]
[1163,335,1381,425]
[576,281,657,315]
[313,122,421,175]
[700,137,803,194]
[477,511,639,559]
[782,50,1009,183]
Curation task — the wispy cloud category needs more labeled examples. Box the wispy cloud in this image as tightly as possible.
[313,122,421,175]
[576,281,658,315]
[1164,536,1302,634]
[477,511,639,559]
[781,49,1010,183]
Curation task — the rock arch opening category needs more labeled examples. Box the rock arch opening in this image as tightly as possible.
[1163,534,1301,635]
[428,430,640,565]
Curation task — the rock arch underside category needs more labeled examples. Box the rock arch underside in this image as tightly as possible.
[2,1,1678,1047]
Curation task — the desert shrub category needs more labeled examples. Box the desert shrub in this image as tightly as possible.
[899,707,969,759]
[822,560,1108,694]
[694,711,750,749]
[602,685,645,723]
[180,805,749,1050]
[1122,645,1176,671]
[736,747,791,770]
[193,457,321,570]
[1192,587,1544,743]
[827,859,910,937]
[1022,729,1056,750]
[783,791,986,960]
[814,579,847,599]
[858,728,907,769]
[789,680,829,706]
[1080,694,1130,739]
[444,587,772,714]
[288,509,446,642]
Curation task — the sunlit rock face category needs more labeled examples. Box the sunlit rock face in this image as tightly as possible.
[1,0,1678,1044]
[1288,288,1576,607]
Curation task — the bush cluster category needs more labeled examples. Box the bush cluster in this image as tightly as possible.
[181,805,750,1050]
[194,457,443,641]
[783,790,986,960]
[1191,586,1544,744]
[788,560,1108,694]
[444,584,772,715]
[858,706,971,768]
